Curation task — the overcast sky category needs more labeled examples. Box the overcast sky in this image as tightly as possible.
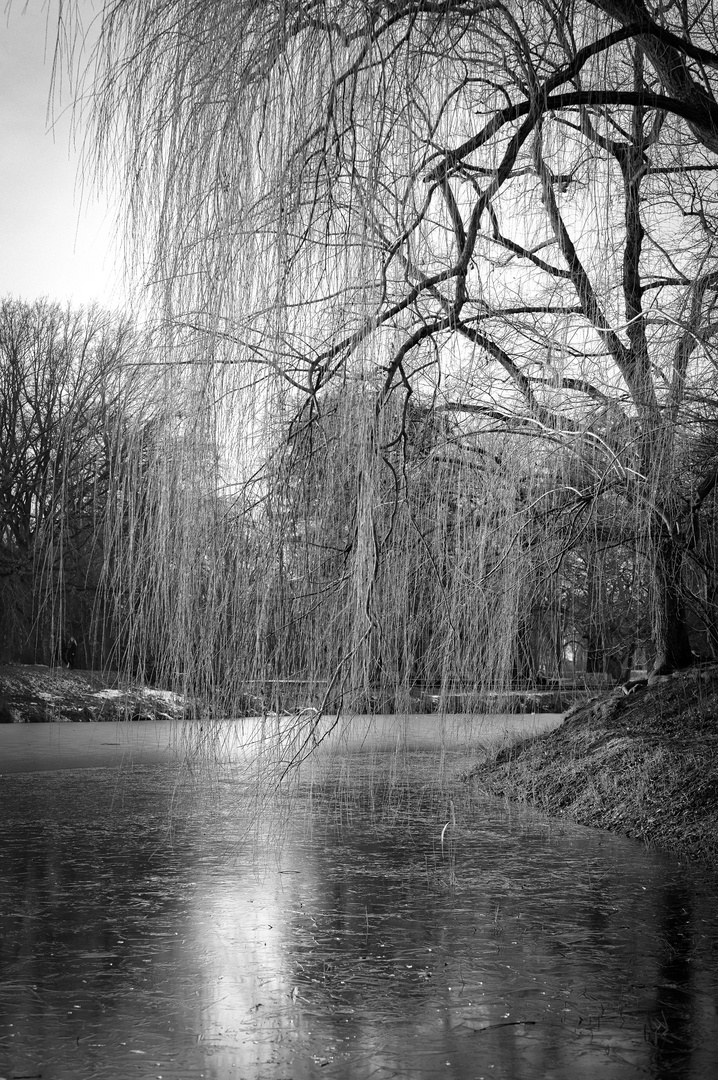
[0,3,122,310]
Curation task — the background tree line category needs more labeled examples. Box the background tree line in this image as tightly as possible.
[2,289,716,705]
[0,298,174,672]
[0,299,128,666]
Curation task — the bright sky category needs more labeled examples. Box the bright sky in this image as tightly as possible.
[0,2,123,310]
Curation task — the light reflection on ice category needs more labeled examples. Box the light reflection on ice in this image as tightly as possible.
[0,715,716,1079]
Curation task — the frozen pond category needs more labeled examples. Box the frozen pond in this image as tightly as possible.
[1,715,717,1079]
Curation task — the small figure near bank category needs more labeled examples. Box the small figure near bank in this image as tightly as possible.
[61,637,78,669]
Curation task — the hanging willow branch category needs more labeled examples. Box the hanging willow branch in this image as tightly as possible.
[53,0,718,719]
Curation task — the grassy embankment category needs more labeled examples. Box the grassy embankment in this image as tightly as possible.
[466,663,718,864]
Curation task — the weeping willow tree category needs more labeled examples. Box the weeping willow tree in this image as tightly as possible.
[64,0,718,712]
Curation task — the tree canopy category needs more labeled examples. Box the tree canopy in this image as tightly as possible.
[62,0,718,707]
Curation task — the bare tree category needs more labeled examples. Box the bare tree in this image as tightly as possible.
[0,299,136,665]
[65,0,718,702]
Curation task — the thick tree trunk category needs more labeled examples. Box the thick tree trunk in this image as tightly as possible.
[585,561,606,673]
[513,620,537,685]
[591,0,718,155]
[586,632,606,674]
[651,533,693,675]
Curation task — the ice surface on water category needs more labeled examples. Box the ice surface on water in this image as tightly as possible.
[0,718,717,1079]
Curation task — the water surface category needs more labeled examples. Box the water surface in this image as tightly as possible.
[1,715,717,1079]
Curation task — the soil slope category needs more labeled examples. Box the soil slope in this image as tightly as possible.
[467,663,718,864]
[0,665,186,724]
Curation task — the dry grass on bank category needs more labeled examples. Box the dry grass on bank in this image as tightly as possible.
[467,663,718,864]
